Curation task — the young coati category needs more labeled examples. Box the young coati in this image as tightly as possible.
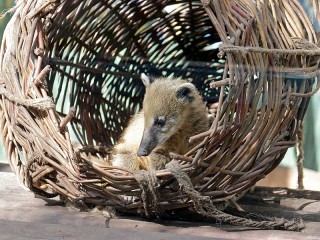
[111,74,209,171]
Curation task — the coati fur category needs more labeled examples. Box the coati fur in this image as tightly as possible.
[111,74,209,171]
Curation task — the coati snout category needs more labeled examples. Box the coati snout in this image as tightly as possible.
[137,132,157,156]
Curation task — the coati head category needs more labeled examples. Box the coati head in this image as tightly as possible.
[137,74,200,157]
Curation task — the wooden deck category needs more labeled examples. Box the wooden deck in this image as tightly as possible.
[1,163,320,240]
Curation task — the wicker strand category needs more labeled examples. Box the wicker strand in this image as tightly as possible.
[166,160,305,231]
[59,107,76,131]
[25,151,58,199]
[0,86,54,110]
[34,65,51,85]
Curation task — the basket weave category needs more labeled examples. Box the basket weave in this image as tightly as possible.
[1,0,320,230]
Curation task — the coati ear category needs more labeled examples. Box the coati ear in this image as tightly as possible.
[175,83,196,103]
[141,73,156,87]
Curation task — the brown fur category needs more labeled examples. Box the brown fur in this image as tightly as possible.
[111,77,208,171]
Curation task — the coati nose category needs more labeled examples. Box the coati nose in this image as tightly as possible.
[137,148,149,157]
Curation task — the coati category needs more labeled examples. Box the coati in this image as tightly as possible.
[111,74,209,171]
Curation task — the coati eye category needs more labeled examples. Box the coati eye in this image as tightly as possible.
[155,116,166,127]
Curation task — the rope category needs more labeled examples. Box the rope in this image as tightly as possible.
[0,86,55,111]
[296,122,304,189]
[134,169,162,218]
[166,160,305,231]
[220,44,320,56]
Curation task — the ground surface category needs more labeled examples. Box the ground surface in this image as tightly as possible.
[1,163,320,240]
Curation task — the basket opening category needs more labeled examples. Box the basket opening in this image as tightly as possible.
[45,0,224,148]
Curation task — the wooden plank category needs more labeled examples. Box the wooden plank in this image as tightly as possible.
[0,220,222,240]
[1,168,320,239]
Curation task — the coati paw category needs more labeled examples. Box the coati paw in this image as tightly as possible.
[111,153,139,171]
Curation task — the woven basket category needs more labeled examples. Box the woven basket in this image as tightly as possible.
[1,0,320,230]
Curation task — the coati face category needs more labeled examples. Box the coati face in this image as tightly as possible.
[137,74,197,157]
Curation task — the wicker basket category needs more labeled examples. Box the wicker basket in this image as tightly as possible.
[1,0,320,230]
